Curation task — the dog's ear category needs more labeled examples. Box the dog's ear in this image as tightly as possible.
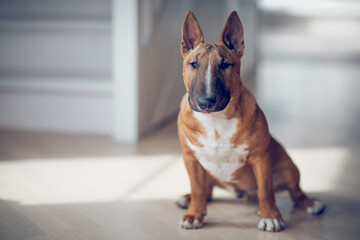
[181,11,204,57]
[220,11,244,56]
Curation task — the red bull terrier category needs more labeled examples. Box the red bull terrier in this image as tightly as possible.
[176,11,325,232]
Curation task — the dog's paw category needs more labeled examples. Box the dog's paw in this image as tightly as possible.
[306,200,325,215]
[175,195,190,209]
[257,218,286,232]
[180,215,203,229]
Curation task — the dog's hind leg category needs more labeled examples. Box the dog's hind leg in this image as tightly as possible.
[280,162,325,215]
[176,193,191,209]
[271,138,325,215]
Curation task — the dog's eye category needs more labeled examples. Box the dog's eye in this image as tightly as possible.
[189,61,198,69]
[219,62,232,69]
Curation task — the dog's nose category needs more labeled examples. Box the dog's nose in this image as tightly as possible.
[198,96,216,110]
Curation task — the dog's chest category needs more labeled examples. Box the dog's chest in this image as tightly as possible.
[186,111,248,182]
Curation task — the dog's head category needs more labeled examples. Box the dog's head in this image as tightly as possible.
[181,11,245,113]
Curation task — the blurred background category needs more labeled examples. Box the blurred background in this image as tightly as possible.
[0,0,359,239]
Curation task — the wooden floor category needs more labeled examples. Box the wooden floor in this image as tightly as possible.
[0,125,359,240]
[1,7,360,240]
[0,136,359,240]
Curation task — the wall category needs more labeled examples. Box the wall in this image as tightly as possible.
[0,0,113,134]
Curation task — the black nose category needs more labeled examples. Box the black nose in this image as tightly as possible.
[198,96,216,110]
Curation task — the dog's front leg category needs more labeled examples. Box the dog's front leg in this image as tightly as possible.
[180,151,212,229]
[250,155,286,232]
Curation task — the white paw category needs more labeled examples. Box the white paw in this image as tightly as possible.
[180,219,203,229]
[175,195,189,209]
[306,200,325,215]
[257,218,286,232]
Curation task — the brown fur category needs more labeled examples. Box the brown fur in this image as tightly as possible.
[177,11,324,230]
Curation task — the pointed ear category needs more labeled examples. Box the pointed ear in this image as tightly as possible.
[220,11,244,55]
[181,11,204,57]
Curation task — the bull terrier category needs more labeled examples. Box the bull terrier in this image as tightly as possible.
[176,11,325,232]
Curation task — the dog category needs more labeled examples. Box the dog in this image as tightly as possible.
[176,11,325,232]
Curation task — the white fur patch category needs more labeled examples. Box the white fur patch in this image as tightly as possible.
[186,111,248,182]
[180,219,203,229]
[306,200,325,214]
[257,218,285,232]
[175,195,189,209]
[205,51,212,95]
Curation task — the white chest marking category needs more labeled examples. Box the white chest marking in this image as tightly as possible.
[186,111,248,182]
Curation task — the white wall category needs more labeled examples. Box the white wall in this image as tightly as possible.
[0,0,113,134]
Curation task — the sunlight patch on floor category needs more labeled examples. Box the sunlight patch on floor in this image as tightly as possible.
[0,147,349,205]
[0,155,184,205]
[290,147,349,193]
